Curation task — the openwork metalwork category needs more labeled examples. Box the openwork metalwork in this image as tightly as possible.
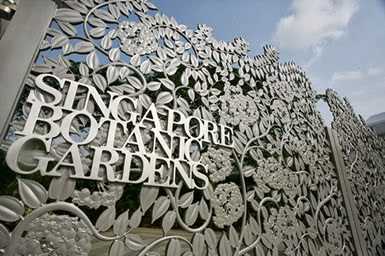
[0,1,359,255]
[326,89,385,256]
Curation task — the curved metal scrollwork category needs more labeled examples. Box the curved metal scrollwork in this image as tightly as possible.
[326,89,385,256]
[0,1,358,255]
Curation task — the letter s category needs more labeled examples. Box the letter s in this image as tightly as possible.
[192,163,209,190]
[34,74,63,105]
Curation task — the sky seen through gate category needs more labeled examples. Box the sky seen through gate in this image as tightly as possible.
[152,0,385,123]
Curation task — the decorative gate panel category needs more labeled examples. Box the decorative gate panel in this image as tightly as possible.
[0,1,362,255]
[326,89,385,256]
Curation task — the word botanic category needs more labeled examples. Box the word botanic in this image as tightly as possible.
[6,74,234,190]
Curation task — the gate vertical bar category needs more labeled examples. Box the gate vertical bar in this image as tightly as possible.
[0,0,56,140]
[326,127,368,256]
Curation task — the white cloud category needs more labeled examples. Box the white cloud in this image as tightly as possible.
[331,66,383,83]
[331,70,363,82]
[304,43,324,68]
[367,67,383,76]
[273,0,359,50]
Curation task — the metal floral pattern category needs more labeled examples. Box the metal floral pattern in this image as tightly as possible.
[0,0,359,255]
[326,89,385,256]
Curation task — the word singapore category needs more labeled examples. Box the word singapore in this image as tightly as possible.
[7,74,233,190]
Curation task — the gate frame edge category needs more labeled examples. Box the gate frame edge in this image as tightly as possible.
[0,0,57,141]
[326,127,368,256]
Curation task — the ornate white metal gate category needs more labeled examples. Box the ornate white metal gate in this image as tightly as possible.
[0,1,382,256]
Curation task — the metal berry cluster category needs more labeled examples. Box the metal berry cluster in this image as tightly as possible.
[16,214,92,256]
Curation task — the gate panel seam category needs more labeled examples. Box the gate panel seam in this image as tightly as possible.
[326,127,368,256]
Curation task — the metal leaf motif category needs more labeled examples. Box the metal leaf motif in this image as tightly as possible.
[125,234,145,251]
[228,225,239,248]
[109,240,125,256]
[130,54,141,66]
[51,34,69,48]
[127,76,143,90]
[109,48,121,62]
[66,1,88,14]
[129,208,142,229]
[199,199,209,219]
[57,21,77,36]
[17,178,47,209]
[113,210,129,235]
[48,170,76,201]
[86,51,99,69]
[167,239,181,256]
[152,196,170,223]
[219,233,232,256]
[0,196,24,222]
[185,202,199,226]
[162,211,176,234]
[140,59,152,74]
[0,223,10,249]
[79,63,89,77]
[32,64,52,73]
[101,35,112,50]
[178,192,194,208]
[147,81,161,91]
[107,66,119,84]
[90,27,106,38]
[255,244,265,256]
[187,89,195,101]
[93,73,107,91]
[140,186,159,213]
[204,228,217,249]
[192,233,206,256]
[94,9,116,22]
[159,78,175,90]
[119,66,132,79]
[74,41,94,53]
[96,206,116,232]
[55,8,83,23]
[139,94,152,109]
[156,91,173,105]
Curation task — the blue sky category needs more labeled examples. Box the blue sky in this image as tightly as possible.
[152,0,385,120]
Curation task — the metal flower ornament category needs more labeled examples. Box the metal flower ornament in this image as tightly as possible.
[0,0,358,255]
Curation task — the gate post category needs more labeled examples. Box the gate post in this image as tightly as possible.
[326,127,368,256]
[0,0,56,140]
